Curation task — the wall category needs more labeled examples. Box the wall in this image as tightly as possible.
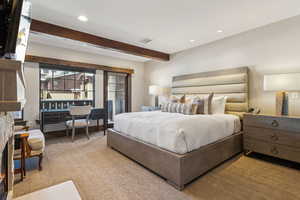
[144,15,300,116]
[23,42,145,125]
[23,62,40,127]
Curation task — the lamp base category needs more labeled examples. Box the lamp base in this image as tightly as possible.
[276,91,289,116]
[155,96,159,107]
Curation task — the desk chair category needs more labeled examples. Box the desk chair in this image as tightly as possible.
[66,106,91,142]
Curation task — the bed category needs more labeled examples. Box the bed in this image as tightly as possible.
[107,67,249,190]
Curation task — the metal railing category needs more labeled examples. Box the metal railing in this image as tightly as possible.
[40,99,93,111]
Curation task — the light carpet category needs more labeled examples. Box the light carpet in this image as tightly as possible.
[14,132,300,200]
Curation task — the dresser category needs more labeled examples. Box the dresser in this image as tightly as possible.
[243,114,300,163]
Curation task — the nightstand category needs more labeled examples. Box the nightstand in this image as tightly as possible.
[141,106,161,112]
[243,114,300,163]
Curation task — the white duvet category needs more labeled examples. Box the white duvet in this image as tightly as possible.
[114,111,241,154]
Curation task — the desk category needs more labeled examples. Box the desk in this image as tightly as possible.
[40,108,107,133]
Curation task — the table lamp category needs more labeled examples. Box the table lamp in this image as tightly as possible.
[149,85,162,107]
[264,73,300,115]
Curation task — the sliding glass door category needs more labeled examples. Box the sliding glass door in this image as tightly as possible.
[105,72,131,122]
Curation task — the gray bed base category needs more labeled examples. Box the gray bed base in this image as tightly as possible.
[107,129,243,190]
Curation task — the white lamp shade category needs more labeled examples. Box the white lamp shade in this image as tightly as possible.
[149,85,161,96]
[264,73,300,91]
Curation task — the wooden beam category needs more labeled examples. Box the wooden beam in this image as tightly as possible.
[30,19,170,61]
[25,55,134,74]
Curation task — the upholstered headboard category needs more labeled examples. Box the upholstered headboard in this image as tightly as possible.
[172,67,249,118]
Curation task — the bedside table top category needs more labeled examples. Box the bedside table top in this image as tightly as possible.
[244,113,300,133]
[244,113,300,119]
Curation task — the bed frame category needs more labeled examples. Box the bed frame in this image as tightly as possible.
[107,67,249,190]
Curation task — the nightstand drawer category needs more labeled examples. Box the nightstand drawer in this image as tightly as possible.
[244,114,300,132]
[244,126,300,148]
[244,139,300,163]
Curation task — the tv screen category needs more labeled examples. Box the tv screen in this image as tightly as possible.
[4,0,31,62]
[0,0,9,57]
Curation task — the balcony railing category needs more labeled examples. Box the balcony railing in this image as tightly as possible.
[40,99,93,111]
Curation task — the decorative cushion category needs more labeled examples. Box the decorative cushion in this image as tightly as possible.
[211,96,228,114]
[169,95,185,103]
[180,103,197,115]
[170,103,178,113]
[193,93,214,114]
[27,129,45,151]
[161,103,169,112]
[66,119,90,128]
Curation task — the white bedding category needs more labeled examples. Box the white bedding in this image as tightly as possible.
[114,111,241,154]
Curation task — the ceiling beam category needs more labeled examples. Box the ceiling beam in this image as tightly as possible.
[30,19,170,61]
[25,55,134,74]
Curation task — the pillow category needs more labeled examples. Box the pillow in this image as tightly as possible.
[180,103,197,115]
[169,95,185,103]
[192,93,214,114]
[170,103,178,113]
[176,103,185,113]
[211,96,228,114]
[161,103,169,112]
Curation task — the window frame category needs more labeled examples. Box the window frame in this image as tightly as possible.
[39,64,96,107]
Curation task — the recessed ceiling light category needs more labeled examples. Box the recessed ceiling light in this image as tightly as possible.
[190,39,195,42]
[78,15,88,22]
[217,30,223,33]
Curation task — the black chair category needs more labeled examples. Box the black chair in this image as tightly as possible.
[90,108,107,135]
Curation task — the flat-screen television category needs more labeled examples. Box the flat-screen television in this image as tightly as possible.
[0,0,31,62]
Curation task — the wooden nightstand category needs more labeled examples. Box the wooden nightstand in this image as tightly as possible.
[243,114,300,163]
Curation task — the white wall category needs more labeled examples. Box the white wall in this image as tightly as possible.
[144,15,300,116]
[23,42,145,125]
[23,62,40,127]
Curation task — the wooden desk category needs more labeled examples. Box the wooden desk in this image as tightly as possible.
[41,108,107,133]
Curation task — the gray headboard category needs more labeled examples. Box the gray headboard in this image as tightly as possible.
[172,67,249,118]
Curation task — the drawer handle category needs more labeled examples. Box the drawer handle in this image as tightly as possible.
[270,134,279,141]
[271,120,279,127]
[271,147,279,155]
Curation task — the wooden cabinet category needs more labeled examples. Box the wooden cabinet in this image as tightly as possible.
[243,114,300,163]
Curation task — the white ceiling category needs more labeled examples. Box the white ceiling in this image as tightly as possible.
[30,0,300,58]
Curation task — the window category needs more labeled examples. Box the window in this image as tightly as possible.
[40,66,95,110]
[12,110,23,120]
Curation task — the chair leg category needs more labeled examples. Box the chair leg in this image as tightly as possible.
[86,125,90,140]
[39,154,43,171]
[66,125,69,136]
[72,127,75,142]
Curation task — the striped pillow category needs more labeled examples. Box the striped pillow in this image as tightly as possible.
[161,103,169,112]
[180,103,198,115]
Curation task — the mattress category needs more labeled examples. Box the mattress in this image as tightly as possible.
[113,111,241,154]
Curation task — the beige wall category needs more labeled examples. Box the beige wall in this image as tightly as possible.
[23,42,145,125]
[144,15,300,116]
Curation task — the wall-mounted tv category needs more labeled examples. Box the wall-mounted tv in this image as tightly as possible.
[0,0,31,62]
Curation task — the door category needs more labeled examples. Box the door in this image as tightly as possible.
[104,72,131,123]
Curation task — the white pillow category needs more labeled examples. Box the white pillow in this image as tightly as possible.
[211,96,227,114]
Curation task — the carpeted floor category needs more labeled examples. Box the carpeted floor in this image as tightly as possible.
[13,131,300,200]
